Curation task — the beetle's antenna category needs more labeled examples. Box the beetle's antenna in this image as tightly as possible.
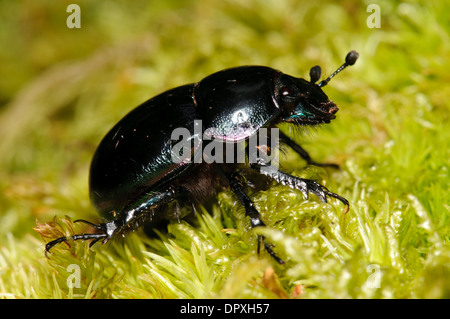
[318,50,359,87]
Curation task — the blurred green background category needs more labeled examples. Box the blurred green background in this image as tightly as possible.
[0,0,449,299]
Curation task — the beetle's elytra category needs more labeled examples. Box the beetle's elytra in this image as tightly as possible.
[45,51,359,264]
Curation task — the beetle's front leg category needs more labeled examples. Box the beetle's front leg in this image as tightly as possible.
[228,172,285,264]
[251,162,349,213]
[279,131,339,169]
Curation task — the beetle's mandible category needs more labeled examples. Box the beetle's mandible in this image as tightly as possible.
[45,51,359,264]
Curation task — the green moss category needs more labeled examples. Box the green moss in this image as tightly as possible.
[0,0,449,299]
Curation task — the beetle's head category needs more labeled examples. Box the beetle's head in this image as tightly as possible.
[275,50,358,125]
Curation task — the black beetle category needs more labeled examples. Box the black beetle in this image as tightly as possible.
[45,51,359,264]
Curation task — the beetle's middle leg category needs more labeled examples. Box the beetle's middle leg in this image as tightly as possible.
[228,172,285,264]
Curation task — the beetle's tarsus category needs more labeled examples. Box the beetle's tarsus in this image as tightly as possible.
[45,229,108,256]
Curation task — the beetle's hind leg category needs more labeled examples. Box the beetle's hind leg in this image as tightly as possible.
[45,231,108,257]
[228,172,285,264]
[44,187,181,256]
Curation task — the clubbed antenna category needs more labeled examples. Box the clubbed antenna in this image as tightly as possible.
[318,50,359,87]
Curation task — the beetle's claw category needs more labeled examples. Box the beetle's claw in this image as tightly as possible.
[44,221,109,257]
[323,190,350,213]
[300,178,349,212]
[45,236,69,258]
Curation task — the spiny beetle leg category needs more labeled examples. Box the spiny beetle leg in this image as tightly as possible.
[45,187,182,256]
[45,232,108,258]
[252,162,349,213]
